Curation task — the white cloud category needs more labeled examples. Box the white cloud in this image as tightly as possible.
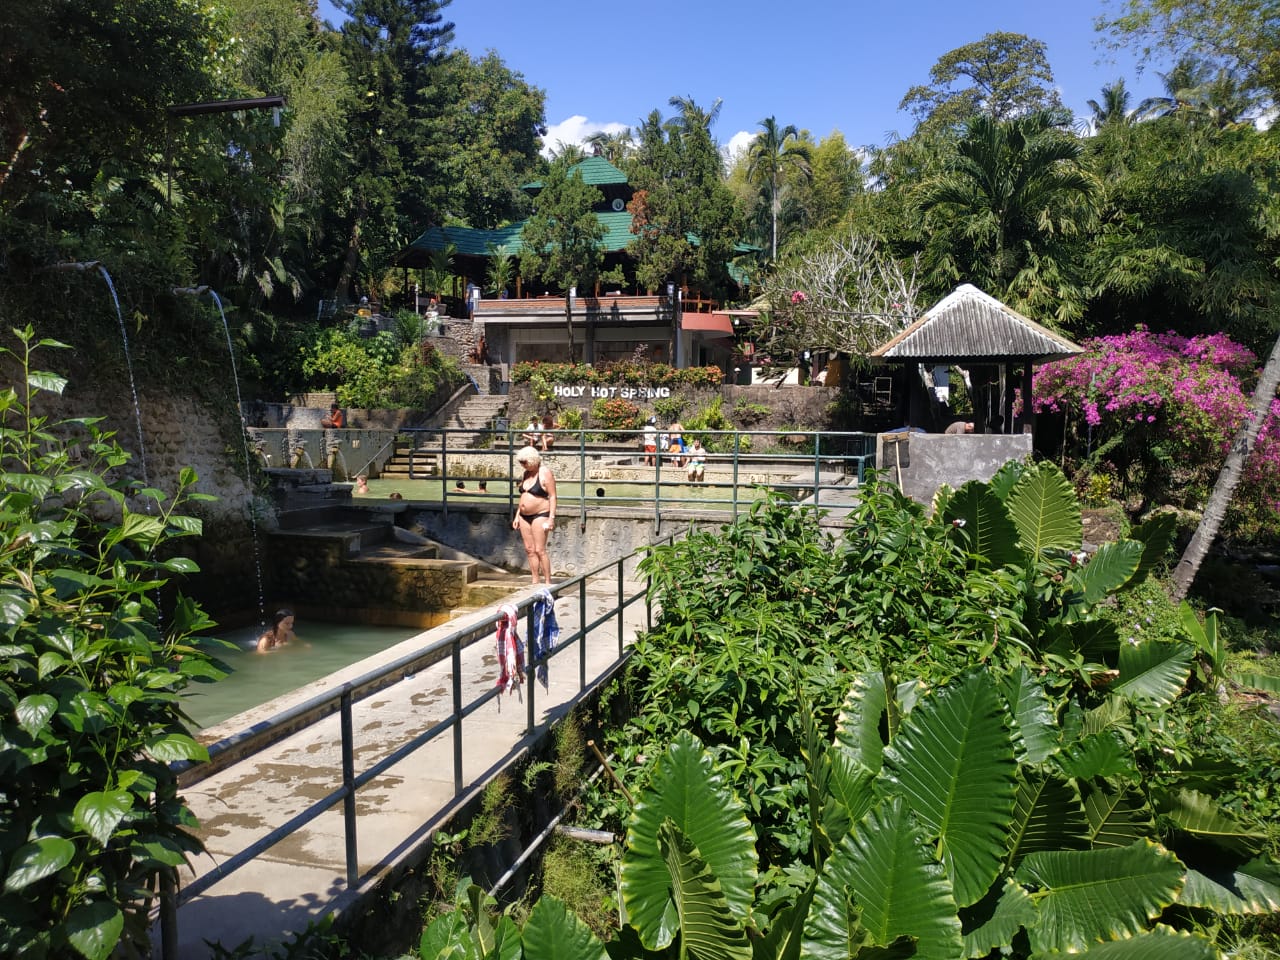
[723,130,755,163]
[541,116,631,157]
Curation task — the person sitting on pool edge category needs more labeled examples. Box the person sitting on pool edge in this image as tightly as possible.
[321,403,345,428]
[257,608,296,652]
[686,439,706,482]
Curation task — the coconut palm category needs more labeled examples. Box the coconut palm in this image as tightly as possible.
[1136,56,1250,128]
[585,128,633,165]
[746,116,812,260]
[666,95,723,135]
[1081,78,1134,134]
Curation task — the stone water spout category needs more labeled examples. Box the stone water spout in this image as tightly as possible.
[49,260,103,272]
[172,285,210,297]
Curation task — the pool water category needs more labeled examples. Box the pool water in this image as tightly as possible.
[183,621,423,730]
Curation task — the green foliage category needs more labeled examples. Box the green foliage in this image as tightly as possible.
[730,398,771,425]
[651,396,685,423]
[301,325,463,408]
[0,329,224,959]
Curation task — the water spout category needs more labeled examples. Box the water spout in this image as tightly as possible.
[173,286,267,624]
[84,264,150,489]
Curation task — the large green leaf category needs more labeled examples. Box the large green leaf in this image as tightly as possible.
[621,731,757,951]
[521,895,607,960]
[1180,859,1280,915]
[657,820,751,960]
[882,672,1017,906]
[4,836,76,891]
[1112,641,1193,707]
[1007,771,1087,867]
[143,732,207,763]
[834,671,889,775]
[1078,541,1144,605]
[961,879,1037,959]
[942,481,1024,568]
[1083,786,1153,849]
[64,899,124,960]
[804,797,962,960]
[1038,925,1217,958]
[73,790,133,846]
[1016,840,1184,954]
[1057,731,1138,782]
[825,753,876,848]
[1159,789,1263,855]
[1002,668,1058,764]
[418,909,473,959]
[15,693,57,736]
[1129,512,1178,584]
[1005,463,1081,556]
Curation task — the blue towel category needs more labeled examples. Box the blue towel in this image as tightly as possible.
[529,588,560,689]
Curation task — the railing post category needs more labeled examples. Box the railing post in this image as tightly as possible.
[340,690,358,887]
[159,865,178,960]
[653,444,662,536]
[579,575,588,691]
[525,605,536,734]
[616,559,625,656]
[452,638,464,795]
[732,430,741,522]
[813,430,821,509]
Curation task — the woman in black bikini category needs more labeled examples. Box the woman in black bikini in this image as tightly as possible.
[512,445,557,584]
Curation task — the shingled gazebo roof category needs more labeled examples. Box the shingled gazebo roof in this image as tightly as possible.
[870,284,1082,364]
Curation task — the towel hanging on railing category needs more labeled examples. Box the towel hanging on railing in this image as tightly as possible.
[529,588,560,690]
[495,603,524,708]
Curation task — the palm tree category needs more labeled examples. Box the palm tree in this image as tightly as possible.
[585,128,632,165]
[918,109,1094,305]
[1081,78,1134,134]
[746,116,812,260]
[1135,56,1250,128]
[667,95,722,135]
[485,243,514,298]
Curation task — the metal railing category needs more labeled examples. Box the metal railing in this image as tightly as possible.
[160,546,659,958]
[394,427,876,534]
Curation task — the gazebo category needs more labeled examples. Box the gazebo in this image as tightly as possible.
[869,284,1083,434]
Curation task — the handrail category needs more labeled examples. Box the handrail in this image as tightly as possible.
[409,426,877,532]
[160,537,675,957]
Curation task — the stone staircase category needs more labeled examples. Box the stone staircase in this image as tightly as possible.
[268,477,525,615]
[381,393,510,478]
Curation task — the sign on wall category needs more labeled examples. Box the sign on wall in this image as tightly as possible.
[554,385,673,400]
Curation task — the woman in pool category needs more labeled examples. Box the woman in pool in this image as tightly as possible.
[512,445,557,584]
[257,608,297,652]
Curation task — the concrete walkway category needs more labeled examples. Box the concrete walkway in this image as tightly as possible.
[160,575,649,958]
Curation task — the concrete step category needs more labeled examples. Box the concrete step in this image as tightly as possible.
[347,542,440,562]
[457,571,535,609]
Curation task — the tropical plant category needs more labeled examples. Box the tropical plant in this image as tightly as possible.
[485,243,514,298]
[747,116,813,260]
[916,108,1095,324]
[0,328,225,959]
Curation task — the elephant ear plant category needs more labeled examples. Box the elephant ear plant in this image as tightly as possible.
[0,328,226,959]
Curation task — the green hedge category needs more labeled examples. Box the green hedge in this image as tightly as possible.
[511,361,722,388]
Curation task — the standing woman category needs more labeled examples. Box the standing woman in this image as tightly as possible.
[512,446,557,584]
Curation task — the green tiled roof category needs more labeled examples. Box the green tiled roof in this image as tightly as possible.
[522,155,629,191]
[408,210,637,257]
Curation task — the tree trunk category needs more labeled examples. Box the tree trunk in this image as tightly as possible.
[1171,332,1280,600]
[563,292,577,363]
[334,195,367,305]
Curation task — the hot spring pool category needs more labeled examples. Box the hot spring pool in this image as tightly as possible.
[183,621,424,730]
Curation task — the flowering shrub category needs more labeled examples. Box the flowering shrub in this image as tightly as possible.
[591,397,643,431]
[1032,327,1279,539]
[511,361,723,389]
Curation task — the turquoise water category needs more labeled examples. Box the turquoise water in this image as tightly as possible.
[184,621,423,731]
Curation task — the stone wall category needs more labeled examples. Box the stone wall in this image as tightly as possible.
[247,426,400,480]
[877,432,1033,504]
[31,384,267,619]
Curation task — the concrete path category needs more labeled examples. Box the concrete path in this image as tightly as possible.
[160,575,649,958]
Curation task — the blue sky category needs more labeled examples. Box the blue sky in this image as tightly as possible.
[316,0,1170,157]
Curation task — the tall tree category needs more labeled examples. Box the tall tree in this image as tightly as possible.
[899,31,1064,131]
[1098,0,1280,106]
[626,97,738,299]
[747,116,812,260]
[431,50,546,228]
[332,0,454,303]
[585,128,633,165]
[916,109,1095,324]
[798,131,864,231]
[518,156,611,362]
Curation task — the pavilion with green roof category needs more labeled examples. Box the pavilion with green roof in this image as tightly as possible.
[398,156,754,372]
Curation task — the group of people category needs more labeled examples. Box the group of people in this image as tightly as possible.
[641,419,705,481]
[522,414,559,452]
